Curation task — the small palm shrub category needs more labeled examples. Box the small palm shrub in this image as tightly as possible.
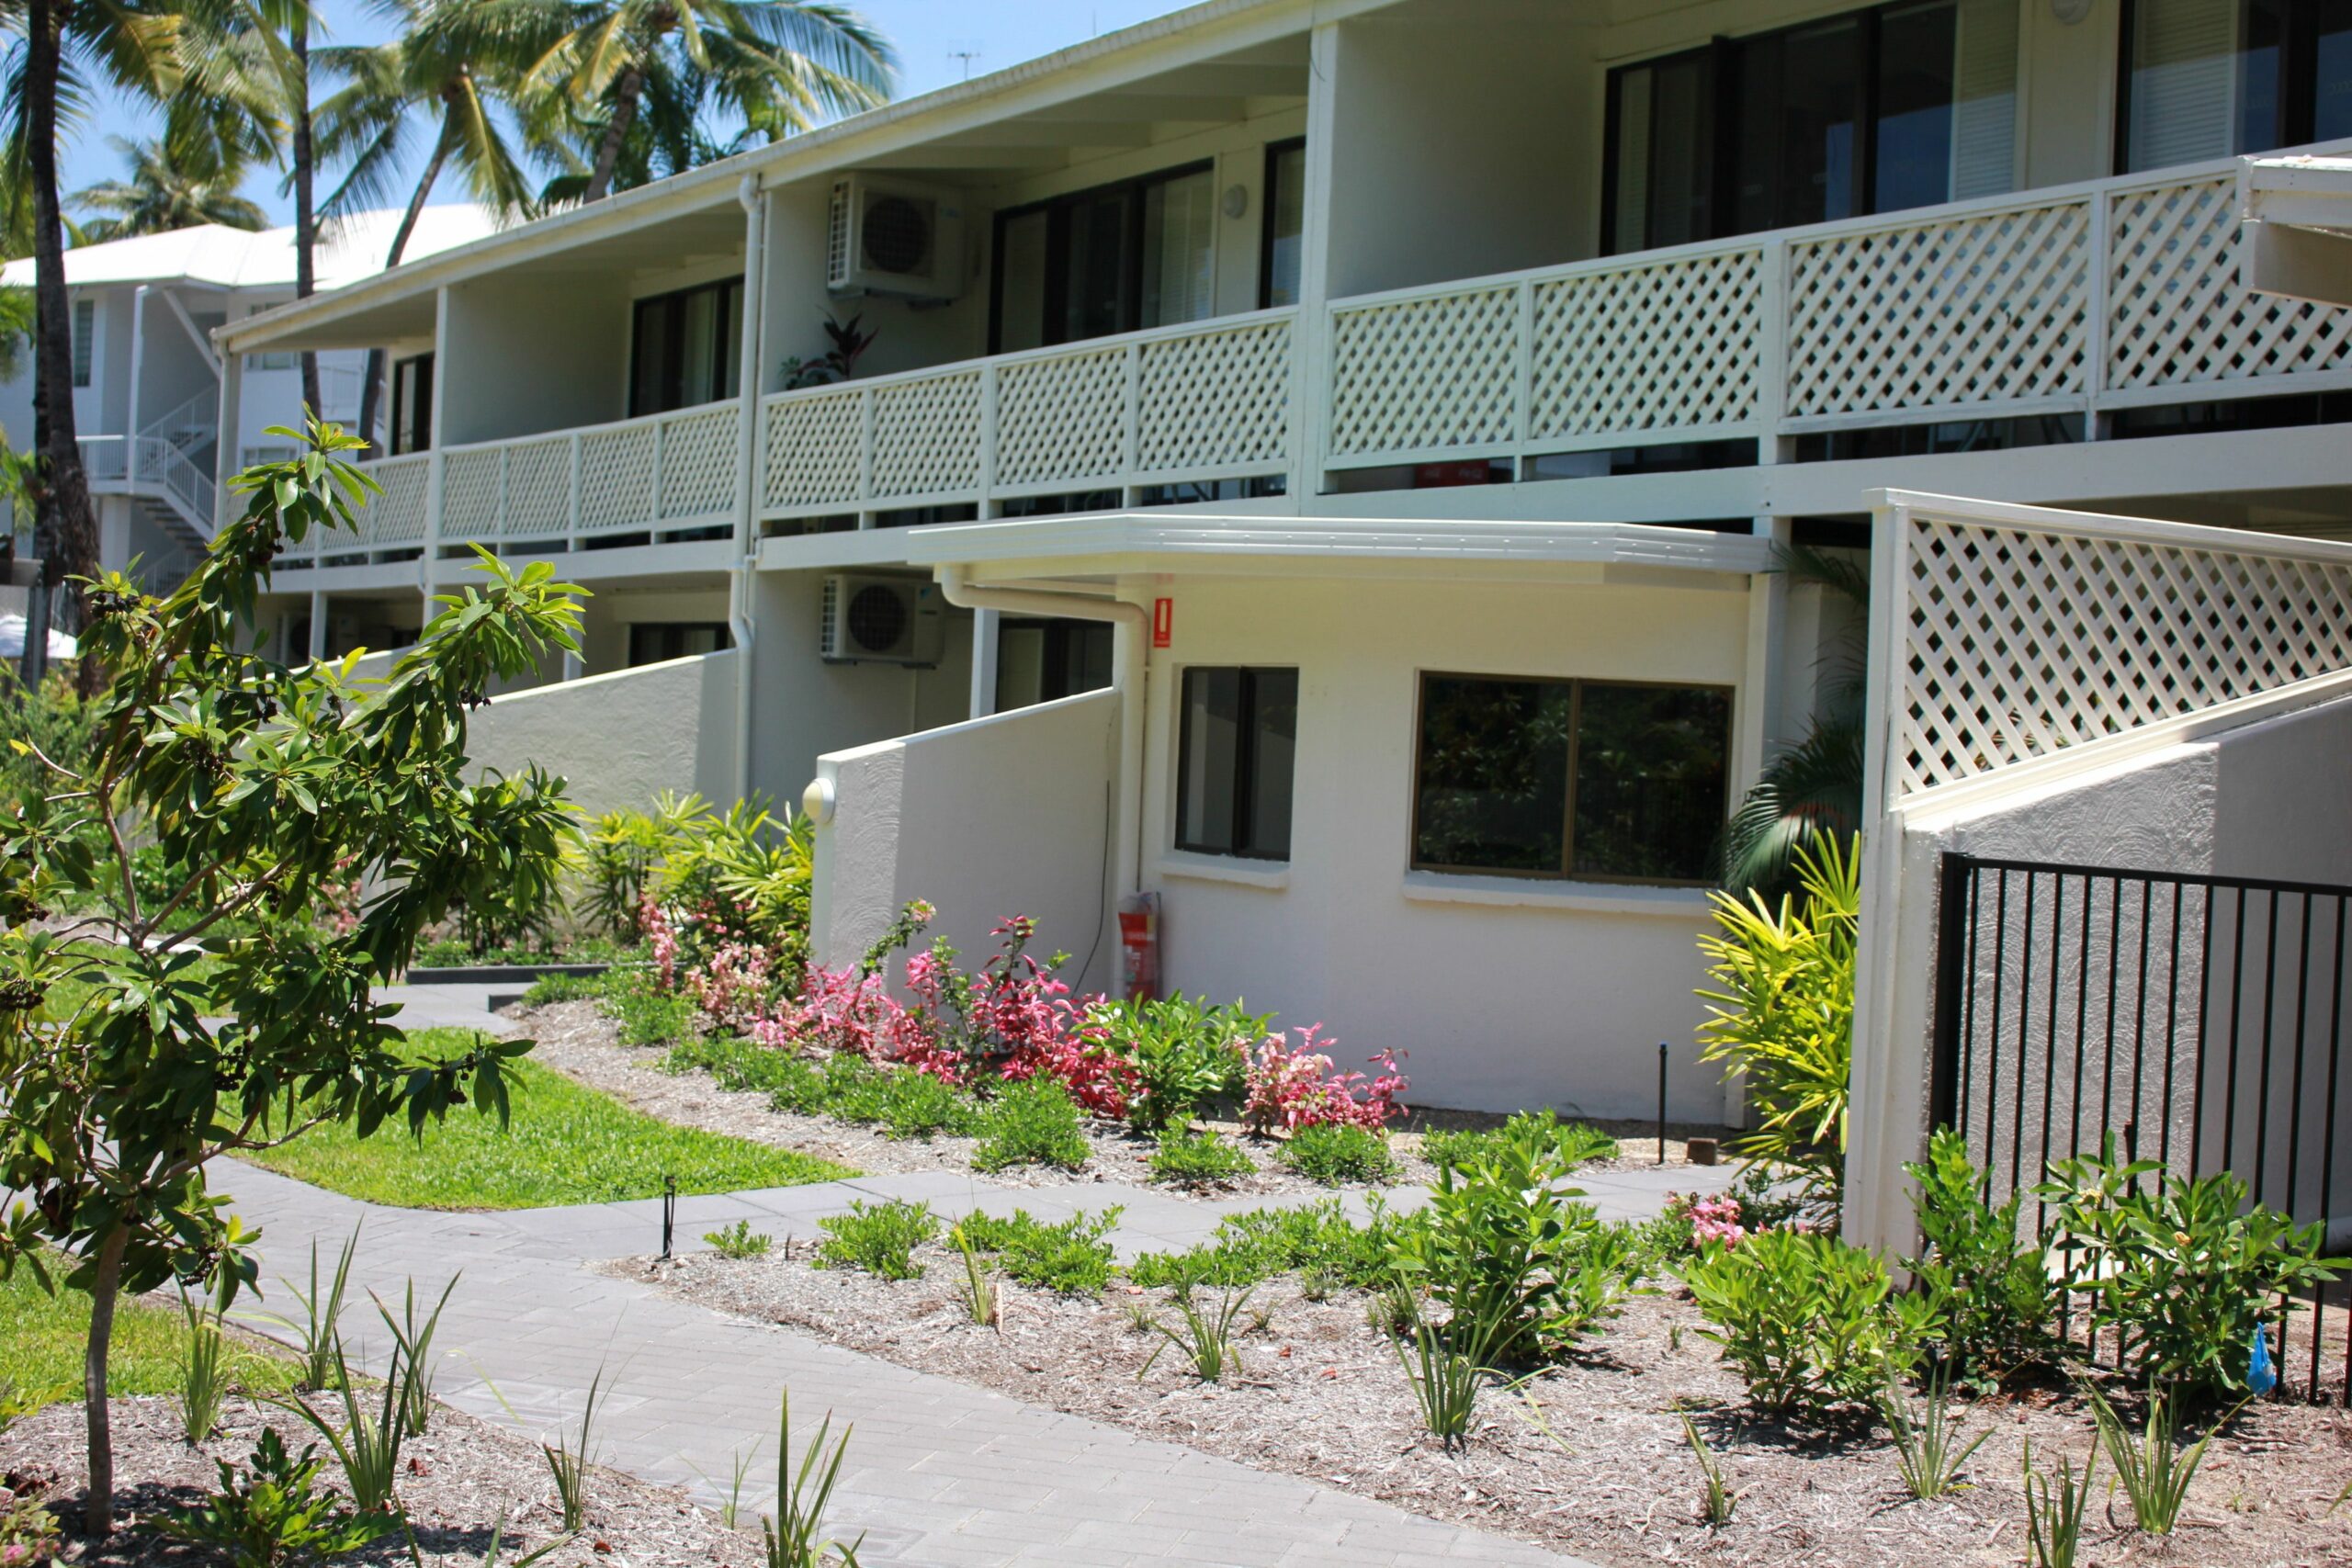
[814,1201,939,1280]
[1148,1128,1255,1188]
[972,1077,1090,1171]
[1280,1123,1398,1185]
[956,1208,1121,1294]
[1694,835,1858,1202]
[1679,1227,1911,1416]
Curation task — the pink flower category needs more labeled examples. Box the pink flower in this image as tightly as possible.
[1241,1028,1408,1134]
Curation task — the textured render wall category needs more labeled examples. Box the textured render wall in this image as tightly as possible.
[459,649,741,818]
[1135,571,1758,1121]
[810,688,1118,999]
[1847,688,2352,1253]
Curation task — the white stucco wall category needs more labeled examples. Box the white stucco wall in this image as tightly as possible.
[1848,682,2352,1252]
[809,687,1119,998]
[1134,569,1758,1121]
[458,649,741,818]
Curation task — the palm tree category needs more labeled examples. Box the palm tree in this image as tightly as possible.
[0,0,186,695]
[315,0,539,452]
[74,129,267,239]
[1720,545,1871,897]
[528,51,752,204]
[516,0,895,205]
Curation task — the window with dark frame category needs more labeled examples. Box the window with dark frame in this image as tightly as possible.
[71,299,94,388]
[1260,138,1307,309]
[628,276,744,418]
[1411,673,1731,885]
[1602,0,2019,254]
[628,622,731,667]
[390,353,435,455]
[1176,666,1298,861]
[2119,0,2352,173]
[990,161,1218,354]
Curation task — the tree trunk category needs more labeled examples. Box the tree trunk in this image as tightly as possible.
[82,1224,130,1537]
[25,0,100,694]
[292,19,321,420]
[356,117,453,457]
[582,67,644,203]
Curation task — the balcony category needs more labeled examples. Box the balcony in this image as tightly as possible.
[1322,149,2352,472]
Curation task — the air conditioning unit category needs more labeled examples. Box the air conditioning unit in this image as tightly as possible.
[820,574,946,666]
[826,175,967,300]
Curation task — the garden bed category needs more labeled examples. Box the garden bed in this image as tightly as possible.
[507,997,1728,1199]
[627,1243,2352,1568]
[0,1395,748,1568]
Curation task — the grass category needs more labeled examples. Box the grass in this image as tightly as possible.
[243,1033,852,1209]
[0,1260,300,1413]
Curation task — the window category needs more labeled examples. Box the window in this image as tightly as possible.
[996,617,1114,711]
[1604,0,2018,253]
[71,299,94,388]
[628,622,731,667]
[2120,0,2352,171]
[1261,139,1307,308]
[990,162,1216,353]
[1411,674,1731,884]
[246,350,297,371]
[1175,666,1298,860]
[390,354,434,455]
[629,276,743,417]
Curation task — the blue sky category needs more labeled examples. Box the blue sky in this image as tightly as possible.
[58,0,1183,228]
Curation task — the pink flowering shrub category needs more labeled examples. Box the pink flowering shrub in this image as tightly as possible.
[687,940,775,1031]
[640,896,681,991]
[1240,1026,1408,1134]
[1687,1194,1749,1249]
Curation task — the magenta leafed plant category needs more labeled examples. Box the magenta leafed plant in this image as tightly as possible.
[1240,1028,1408,1134]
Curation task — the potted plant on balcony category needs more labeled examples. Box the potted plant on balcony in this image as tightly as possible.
[779,312,877,390]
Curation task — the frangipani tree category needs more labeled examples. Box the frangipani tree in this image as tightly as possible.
[0,419,583,1534]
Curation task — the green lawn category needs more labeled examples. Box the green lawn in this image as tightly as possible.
[243,1036,852,1209]
[0,1263,300,1411]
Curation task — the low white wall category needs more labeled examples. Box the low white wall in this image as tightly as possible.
[809,688,1118,997]
[460,649,741,819]
[1849,682,2352,1252]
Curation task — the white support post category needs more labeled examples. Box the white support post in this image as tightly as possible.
[977,364,1001,516]
[1122,342,1143,482]
[126,287,149,485]
[2084,193,2110,441]
[650,416,666,531]
[307,591,329,662]
[968,607,1001,720]
[211,351,244,531]
[568,434,584,552]
[1756,239,1791,465]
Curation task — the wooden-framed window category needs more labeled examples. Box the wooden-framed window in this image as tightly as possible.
[1175,665,1298,861]
[628,276,743,418]
[2118,0,2352,173]
[1410,672,1732,884]
[1260,137,1308,309]
[989,161,1217,354]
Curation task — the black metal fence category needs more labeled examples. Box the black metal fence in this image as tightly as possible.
[1928,852,2352,1402]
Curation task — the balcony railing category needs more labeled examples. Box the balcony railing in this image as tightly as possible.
[1323,147,2352,471]
[758,308,1296,523]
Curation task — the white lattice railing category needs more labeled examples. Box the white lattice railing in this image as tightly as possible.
[759,309,1295,522]
[1866,491,2352,808]
[1325,144,2352,471]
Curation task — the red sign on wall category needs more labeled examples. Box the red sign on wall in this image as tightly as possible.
[1152,598,1173,649]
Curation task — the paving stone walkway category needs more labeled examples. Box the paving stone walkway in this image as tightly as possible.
[198,981,1713,1564]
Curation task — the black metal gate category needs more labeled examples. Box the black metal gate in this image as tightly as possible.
[1928,852,2352,1401]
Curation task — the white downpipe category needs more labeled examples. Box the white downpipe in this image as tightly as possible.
[729,173,767,806]
[126,287,149,485]
[935,565,1149,897]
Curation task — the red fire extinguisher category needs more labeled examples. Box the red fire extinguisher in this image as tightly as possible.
[1117,890,1159,1002]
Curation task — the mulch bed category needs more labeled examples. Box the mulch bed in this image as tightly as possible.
[1,1395,751,1568]
[628,1242,2352,1568]
[503,998,1728,1199]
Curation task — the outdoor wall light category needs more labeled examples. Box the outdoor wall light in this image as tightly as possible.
[802,775,836,825]
[1222,184,1250,220]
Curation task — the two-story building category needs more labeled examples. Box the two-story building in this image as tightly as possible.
[0,205,494,615]
[213,0,2352,1120]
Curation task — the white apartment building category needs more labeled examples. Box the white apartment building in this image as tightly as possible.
[0,206,495,611]
[215,0,2352,1122]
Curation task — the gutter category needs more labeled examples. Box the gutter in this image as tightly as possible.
[935,565,1150,898]
[729,175,767,805]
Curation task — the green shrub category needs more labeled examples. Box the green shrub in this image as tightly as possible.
[957,1208,1121,1294]
[1421,1110,1618,1176]
[1082,995,1263,1130]
[972,1077,1091,1171]
[1279,1123,1398,1186]
[667,1034,807,1095]
[1902,1129,2054,1382]
[1148,1129,1255,1188]
[706,1220,774,1260]
[521,970,606,1007]
[1679,1228,1911,1416]
[1127,1199,1419,1292]
[1390,1130,1642,1361]
[2033,1135,2343,1397]
[153,1428,397,1567]
[841,1066,982,1142]
[814,1201,938,1280]
[1694,835,1858,1202]
[605,965,698,1047]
